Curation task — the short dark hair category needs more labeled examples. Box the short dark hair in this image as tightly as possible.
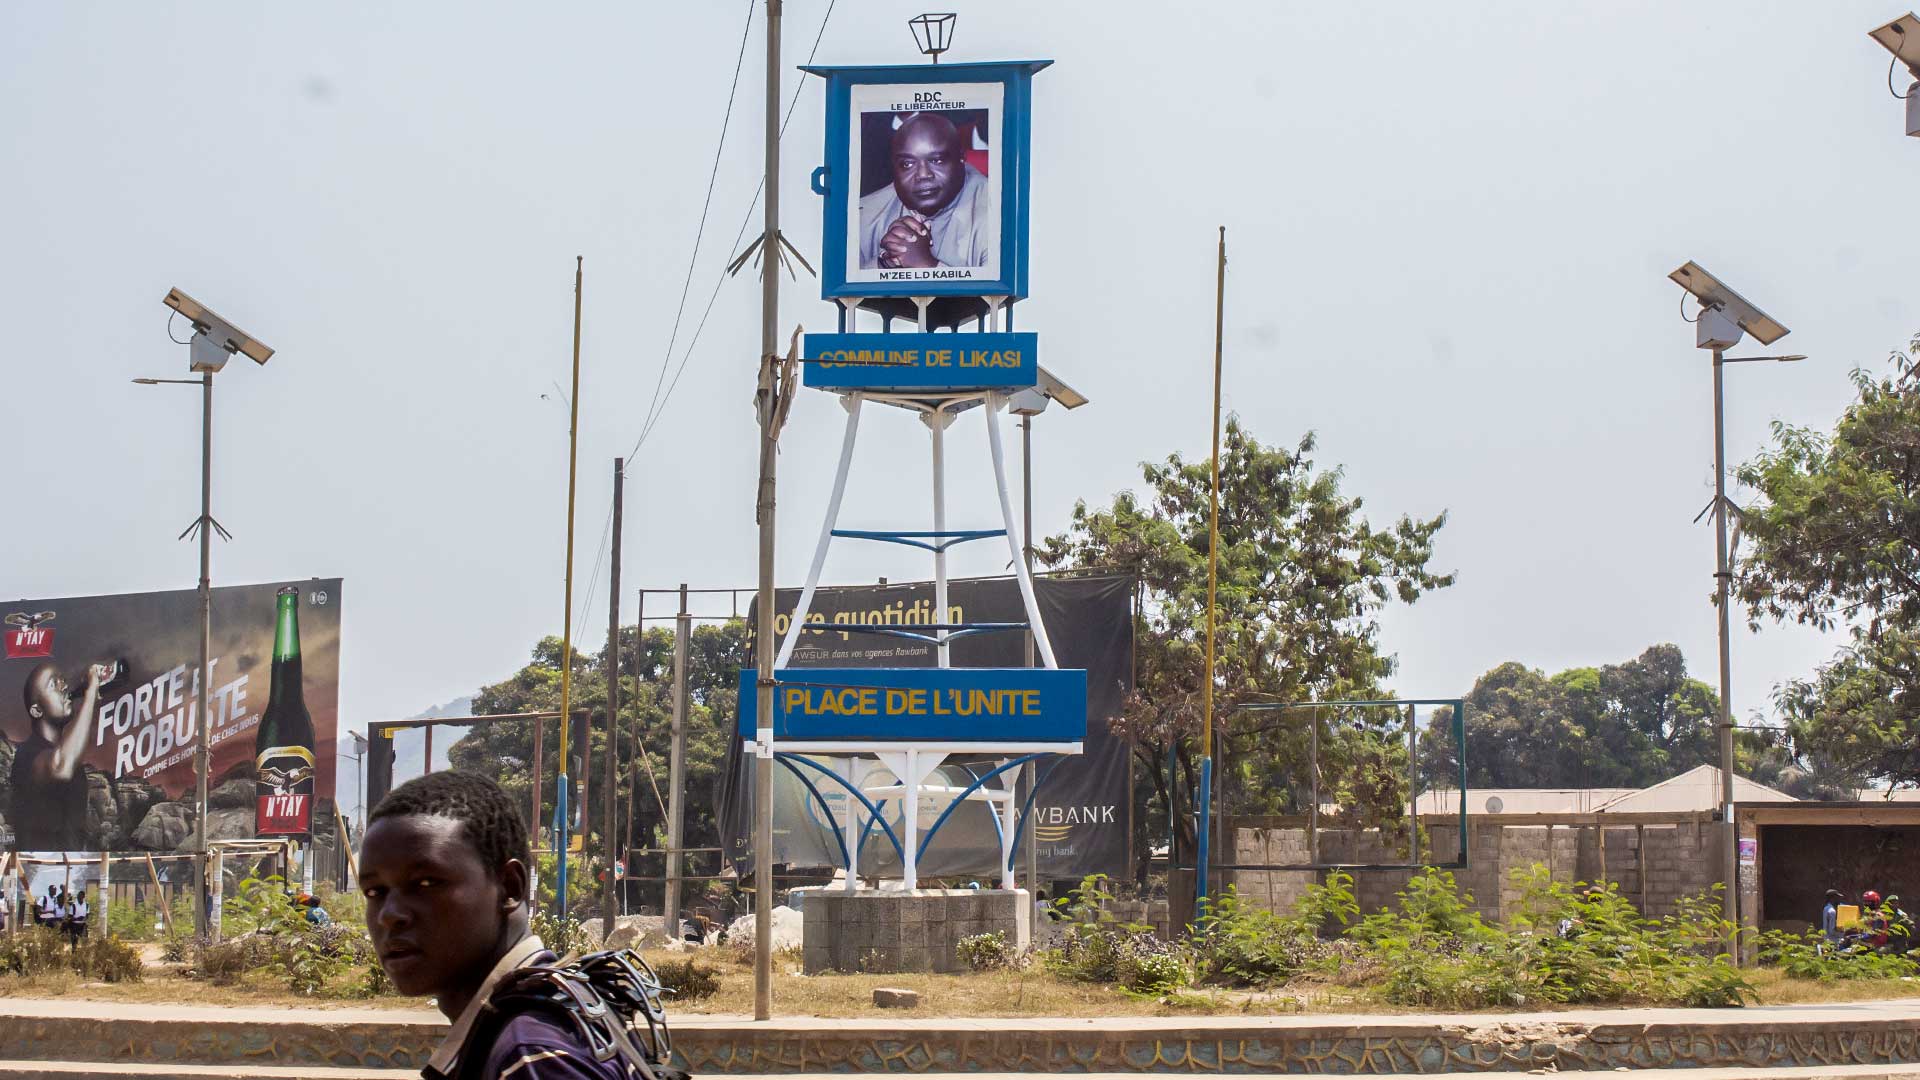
[370,770,530,884]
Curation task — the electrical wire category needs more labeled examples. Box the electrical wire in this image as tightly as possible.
[627,0,838,456]
[167,310,194,345]
[1890,55,1913,100]
[1680,293,1700,324]
[629,0,759,465]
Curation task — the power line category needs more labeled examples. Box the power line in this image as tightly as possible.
[627,0,759,464]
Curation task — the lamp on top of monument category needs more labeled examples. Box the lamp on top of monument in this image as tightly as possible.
[909,13,956,63]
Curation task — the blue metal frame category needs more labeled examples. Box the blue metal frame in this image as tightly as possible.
[916,754,1042,860]
[802,60,1051,301]
[775,753,907,863]
[831,528,1005,553]
[1007,754,1069,871]
[776,755,854,870]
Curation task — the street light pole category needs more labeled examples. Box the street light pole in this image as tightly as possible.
[1709,347,1737,938]
[193,370,214,936]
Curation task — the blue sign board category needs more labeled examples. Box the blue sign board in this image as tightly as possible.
[803,60,1050,302]
[738,667,1087,742]
[803,332,1036,392]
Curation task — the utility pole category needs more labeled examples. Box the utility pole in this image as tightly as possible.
[1197,226,1226,909]
[603,457,624,941]
[664,584,690,943]
[556,256,586,918]
[752,0,783,1024]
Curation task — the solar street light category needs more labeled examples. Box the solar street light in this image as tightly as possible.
[1869,13,1920,136]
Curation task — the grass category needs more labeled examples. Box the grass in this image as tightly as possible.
[0,946,1915,1017]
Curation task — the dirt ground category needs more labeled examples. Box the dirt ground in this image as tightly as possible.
[0,945,1915,1018]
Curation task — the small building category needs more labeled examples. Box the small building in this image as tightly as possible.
[1736,800,1920,933]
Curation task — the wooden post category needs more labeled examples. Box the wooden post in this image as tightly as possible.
[144,855,174,936]
[340,808,359,882]
[1598,825,1609,889]
[1637,823,1649,912]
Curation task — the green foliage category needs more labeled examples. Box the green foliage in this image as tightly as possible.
[956,931,1023,972]
[1040,419,1453,859]
[1042,875,1189,995]
[652,957,720,1000]
[1190,873,1359,987]
[72,934,143,983]
[532,909,591,959]
[188,876,378,996]
[0,926,72,976]
[462,621,749,868]
[1421,646,1720,791]
[1757,929,1920,981]
[1735,333,1920,789]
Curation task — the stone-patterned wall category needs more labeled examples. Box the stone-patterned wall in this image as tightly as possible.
[798,888,1030,974]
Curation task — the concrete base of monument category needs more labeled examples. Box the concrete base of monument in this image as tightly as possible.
[797,886,1031,974]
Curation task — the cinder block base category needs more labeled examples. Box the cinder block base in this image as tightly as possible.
[797,887,1030,974]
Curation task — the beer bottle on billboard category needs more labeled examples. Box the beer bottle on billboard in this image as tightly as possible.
[255,585,316,836]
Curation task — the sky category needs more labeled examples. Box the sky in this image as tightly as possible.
[3,2,1914,747]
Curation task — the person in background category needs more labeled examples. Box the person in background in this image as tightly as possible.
[298,893,330,927]
[37,887,57,931]
[68,888,88,946]
[1822,889,1846,945]
[0,887,11,934]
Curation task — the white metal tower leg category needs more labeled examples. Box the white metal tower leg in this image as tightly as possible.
[842,757,863,891]
[776,394,865,669]
[983,395,1059,668]
[996,760,1018,890]
[928,407,954,668]
[878,749,946,891]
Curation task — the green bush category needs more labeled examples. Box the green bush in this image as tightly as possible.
[0,927,72,977]
[532,910,591,959]
[73,935,143,983]
[1190,873,1361,988]
[1042,875,1189,995]
[1757,928,1920,981]
[957,931,1023,972]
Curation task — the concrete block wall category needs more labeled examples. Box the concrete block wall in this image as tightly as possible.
[797,888,1030,974]
[1224,820,1718,926]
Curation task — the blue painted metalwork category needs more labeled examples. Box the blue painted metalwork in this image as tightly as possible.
[1006,754,1068,871]
[916,754,1041,860]
[739,667,1088,742]
[830,528,1005,554]
[776,755,853,870]
[804,332,1038,392]
[776,753,906,862]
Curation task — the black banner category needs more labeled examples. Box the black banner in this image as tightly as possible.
[722,573,1133,882]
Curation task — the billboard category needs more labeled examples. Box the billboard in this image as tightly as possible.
[0,579,341,852]
[722,573,1132,882]
[802,331,1037,393]
[807,61,1049,302]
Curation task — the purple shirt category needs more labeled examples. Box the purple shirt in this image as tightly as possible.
[425,937,641,1080]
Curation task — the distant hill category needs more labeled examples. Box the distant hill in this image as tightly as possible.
[335,695,475,824]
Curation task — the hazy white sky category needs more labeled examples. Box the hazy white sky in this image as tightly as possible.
[3,2,1912,741]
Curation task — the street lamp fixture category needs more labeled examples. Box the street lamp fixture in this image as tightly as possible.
[1870,12,1920,136]
[1667,261,1799,956]
[909,13,956,63]
[137,288,279,937]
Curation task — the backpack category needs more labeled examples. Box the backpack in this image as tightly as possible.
[451,949,689,1080]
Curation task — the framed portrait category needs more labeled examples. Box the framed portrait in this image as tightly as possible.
[806,61,1049,302]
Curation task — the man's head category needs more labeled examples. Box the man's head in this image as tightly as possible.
[360,770,530,1003]
[1826,889,1847,905]
[22,663,73,739]
[889,114,966,216]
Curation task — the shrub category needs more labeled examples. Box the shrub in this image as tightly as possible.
[532,910,591,959]
[1757,929,1920,981]
[652,958,720,1000]
[957,931,1023,972]
[0,927,71,977]
[1042,875,1187,995]
[1190,874,1359,987]
[73,935,143,983]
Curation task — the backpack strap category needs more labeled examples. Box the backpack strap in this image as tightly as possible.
[446,950,687,1080]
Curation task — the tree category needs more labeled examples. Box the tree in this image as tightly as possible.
[1422,645,1719,789]
[1041,418,1453,867]
[1735,334,1920,790]
[449,620,749,896]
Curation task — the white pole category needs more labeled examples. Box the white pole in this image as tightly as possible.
[984,395,1058,668]
[776,394,865,669]
[843,757,861,892]
[931,407,951,668]
[902,748,919,890]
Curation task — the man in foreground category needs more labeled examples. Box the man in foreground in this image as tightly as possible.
[361,770,667,1079]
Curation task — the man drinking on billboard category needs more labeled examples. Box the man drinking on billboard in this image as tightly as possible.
[9,661,112,850]
[858,112,991,271]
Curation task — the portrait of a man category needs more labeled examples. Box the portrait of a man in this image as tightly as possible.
[856,110,994,273]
